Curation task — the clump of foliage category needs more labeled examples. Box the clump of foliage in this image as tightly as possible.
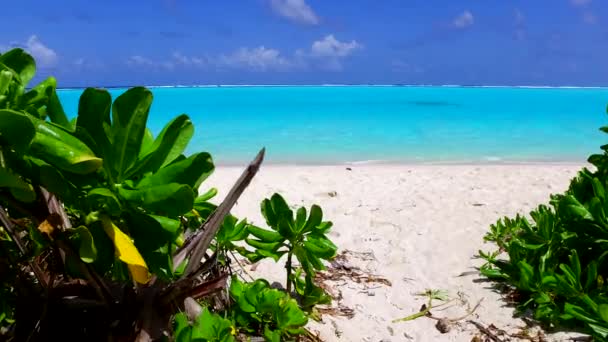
[245,194,336,312]
[479,106,608,340]
[0,48,337,341]
[229,277,309,341]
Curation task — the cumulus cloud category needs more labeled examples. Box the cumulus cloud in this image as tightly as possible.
[269,0,319,25]
[128,35,362,72]
[295,34,362,71]
[310,35,361,57]
[219,46,291,71]
[0,35,58,68]
[24,35,58,67]
[452,11,474,29]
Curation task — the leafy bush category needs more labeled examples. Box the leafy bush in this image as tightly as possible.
[479,106,608,339]
[229,277,309,341]
[245,194,336,312]
[0,48,337,341]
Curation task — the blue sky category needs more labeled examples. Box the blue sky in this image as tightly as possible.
[1,0,607,86]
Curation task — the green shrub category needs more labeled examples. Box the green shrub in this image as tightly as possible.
[0,48,336,341]
[245,194,336,312]
[479,105,608,339]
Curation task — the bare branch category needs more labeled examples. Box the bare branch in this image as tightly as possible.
[177,148,265,277]
[39,188,72,229]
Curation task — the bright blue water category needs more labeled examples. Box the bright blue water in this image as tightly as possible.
[57,86,608,165]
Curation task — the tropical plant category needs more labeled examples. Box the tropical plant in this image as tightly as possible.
[0,48,337,341]
[174,309,236,342]
[229,277,309,341]
[479,105,608,340]
[245,194,336,309]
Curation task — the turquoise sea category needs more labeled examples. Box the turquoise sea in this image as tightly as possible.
[57,86,608,165]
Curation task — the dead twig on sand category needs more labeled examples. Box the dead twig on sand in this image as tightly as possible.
[468,320,505,342]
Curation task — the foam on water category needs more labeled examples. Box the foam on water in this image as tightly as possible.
[57,86,608,165]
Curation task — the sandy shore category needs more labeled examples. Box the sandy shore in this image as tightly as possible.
[205,163,586,341]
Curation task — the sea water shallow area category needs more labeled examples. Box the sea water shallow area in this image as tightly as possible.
[57,85,608,165]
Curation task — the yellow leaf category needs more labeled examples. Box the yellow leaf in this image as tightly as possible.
[100,215,150,284]
[37,213,62,239]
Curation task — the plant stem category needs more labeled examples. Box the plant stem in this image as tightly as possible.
[286,250,293,294]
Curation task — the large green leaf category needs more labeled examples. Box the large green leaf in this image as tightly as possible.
[127,114,195,178]
[247,225,284,243]
[77,88,112,158]
[173,313,192,342]
[0,167,36,202]
[123,212,181,251]
[0,109,35,152]
[0,49,35,85]
[87,188,121,215]
[303,235,337,259]
[18,76,56,116]
[275,298,308,331]
[73,226,97,263]
[136,152,214,190]
[0,69,12,95]
[46,88,70,128]
[118,183,194,216]
[191,308,235,342]
[111,87,152,181]
[27,157,76,201]
[139,128,154,157]
[30,117,102,174]
[304,205,322,233]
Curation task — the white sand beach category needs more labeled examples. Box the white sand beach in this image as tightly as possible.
[206,164,586,341]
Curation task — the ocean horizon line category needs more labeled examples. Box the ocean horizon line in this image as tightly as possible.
[56,84,608,91]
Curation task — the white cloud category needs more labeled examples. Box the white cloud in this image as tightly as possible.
[219,46,291,71]
[270,0,319,25]
[571,0,591,6]
[310,35,362,58]
[294,35,362,71]
[128,35,363,73]
[0,36,58,68]
[127,55,174,70]
[452,11,474,28]
[24,35,58,68]
[172,52,207,67]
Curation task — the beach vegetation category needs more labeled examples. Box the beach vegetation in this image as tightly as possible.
[0,48,334,341]
[479,106,608,340]
[245,193,336,312]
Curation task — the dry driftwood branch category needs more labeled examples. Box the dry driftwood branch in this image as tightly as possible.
[176,148,265,277]
[467,320,505,342]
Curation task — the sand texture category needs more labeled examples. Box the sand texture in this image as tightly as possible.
[205,164,586,341]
